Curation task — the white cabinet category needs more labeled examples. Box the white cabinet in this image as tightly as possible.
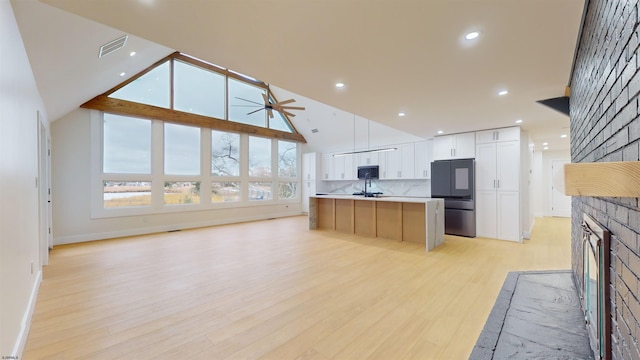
[415,140,433,179]
[302,180,317,213]
[320,153,331,180]
[302,152,320,181]
[433,132,475,160]
[320,152,356,180]
[357,151,379,166]
[476,127,520,144]
[379,143,415,179]
[475,136,521,242]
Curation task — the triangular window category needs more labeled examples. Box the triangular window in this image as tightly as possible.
[84,52,304,143]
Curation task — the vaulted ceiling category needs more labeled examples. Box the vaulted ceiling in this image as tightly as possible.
[12,0,584,151]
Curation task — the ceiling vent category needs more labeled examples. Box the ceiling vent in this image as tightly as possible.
[99,35,128,58]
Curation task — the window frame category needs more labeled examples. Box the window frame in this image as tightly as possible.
[90,111,300,219]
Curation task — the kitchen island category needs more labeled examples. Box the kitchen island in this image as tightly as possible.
[309,195,445,251]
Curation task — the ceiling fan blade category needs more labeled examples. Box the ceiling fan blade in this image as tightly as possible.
[262,93,270,105]
[267,109,273,118]
[280,106,305,110]
[235,97,263,106]
[274,99,295,106]
[232,105,262,108]
[246,108,264,115]
[282,110,296,117]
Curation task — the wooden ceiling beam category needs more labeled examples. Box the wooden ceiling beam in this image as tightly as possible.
[81,95,306,143]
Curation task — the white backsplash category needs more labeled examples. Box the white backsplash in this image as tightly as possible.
[319,179,431,197]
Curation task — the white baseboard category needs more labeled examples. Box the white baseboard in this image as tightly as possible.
[12,270,41,358]
[54,210,304,245]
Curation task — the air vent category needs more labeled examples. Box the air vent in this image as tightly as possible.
[99,35,128,58]
[311,128,319,133]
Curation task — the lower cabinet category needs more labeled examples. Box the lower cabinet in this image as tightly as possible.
[476,190,520,241]
[302,181,316,213]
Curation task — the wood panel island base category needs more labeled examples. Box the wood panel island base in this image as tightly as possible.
[309,195,445,251]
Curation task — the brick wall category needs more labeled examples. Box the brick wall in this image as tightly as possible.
[571,1,640,359]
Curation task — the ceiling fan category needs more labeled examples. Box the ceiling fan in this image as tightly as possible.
[235,93,305,118]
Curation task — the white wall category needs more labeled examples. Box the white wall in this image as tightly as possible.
[51,108,303,244]
[0,1,48,356]
[530,148,570,218]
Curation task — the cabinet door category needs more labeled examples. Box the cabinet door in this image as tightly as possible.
[495,127,520,142]
[302,181,315,213]
[475,129,497,145]
[475,143,497,191]
[400,143,415,179]
[357,151,379,166]
[382,147,401,179]
[496,141,519,191]
[433,136,454,160]
[415,141,428,178]
[453,132,476,159]
[476,190,497,239]
[302,153,316,181]
[332,154,345,180]
[497,191,520,241]
[320,153,331,180]
[344,154,356,180]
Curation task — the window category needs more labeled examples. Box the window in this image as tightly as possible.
[278,141,297,178]
[173,60,225,119]
[228,78,267,127]
[249,182,272,201]
[270,112,294,132]
[164,181,201,205]
[103,114,151,174]
[249,136,272,177]
[211,181,240,202]
[279,182,297,199]
[103,181,152,208]
[212,130,240,176]
[164,123,201,175]
[109,61,170,108]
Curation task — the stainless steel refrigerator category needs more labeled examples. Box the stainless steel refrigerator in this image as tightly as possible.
[430,159,476,237]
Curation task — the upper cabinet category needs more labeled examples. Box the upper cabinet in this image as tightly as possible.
[476,127,520,144]
[414,140,433,179]
[379,143,415,179]
[357,151,379,167]
[322,153,356,181]
[433,132,476,160]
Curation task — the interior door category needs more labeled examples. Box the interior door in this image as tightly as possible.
[551,159,571,217]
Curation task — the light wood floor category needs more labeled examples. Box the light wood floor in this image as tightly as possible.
[24,216,571,360]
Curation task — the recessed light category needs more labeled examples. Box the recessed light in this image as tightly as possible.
[465,32,479,40]
[543,146,549,150]
[437,130,444,134]
[560,134,567,138]
[542,142,549,146]
[398,112,406,117]
[515,119,523,124]
[129,51,136,57]
[498,90,509,96]
[335,83,345,88]
[119,72,126,77]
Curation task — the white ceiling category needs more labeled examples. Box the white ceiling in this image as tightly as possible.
[12,0,584,151]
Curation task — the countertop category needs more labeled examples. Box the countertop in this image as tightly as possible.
[311,194,442,204]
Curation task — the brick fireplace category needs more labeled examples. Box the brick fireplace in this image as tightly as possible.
[571,1,640,359]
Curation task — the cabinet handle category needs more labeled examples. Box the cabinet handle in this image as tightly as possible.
[495,131,499,141]
[497,179,500,188]
[493,179,496,188]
